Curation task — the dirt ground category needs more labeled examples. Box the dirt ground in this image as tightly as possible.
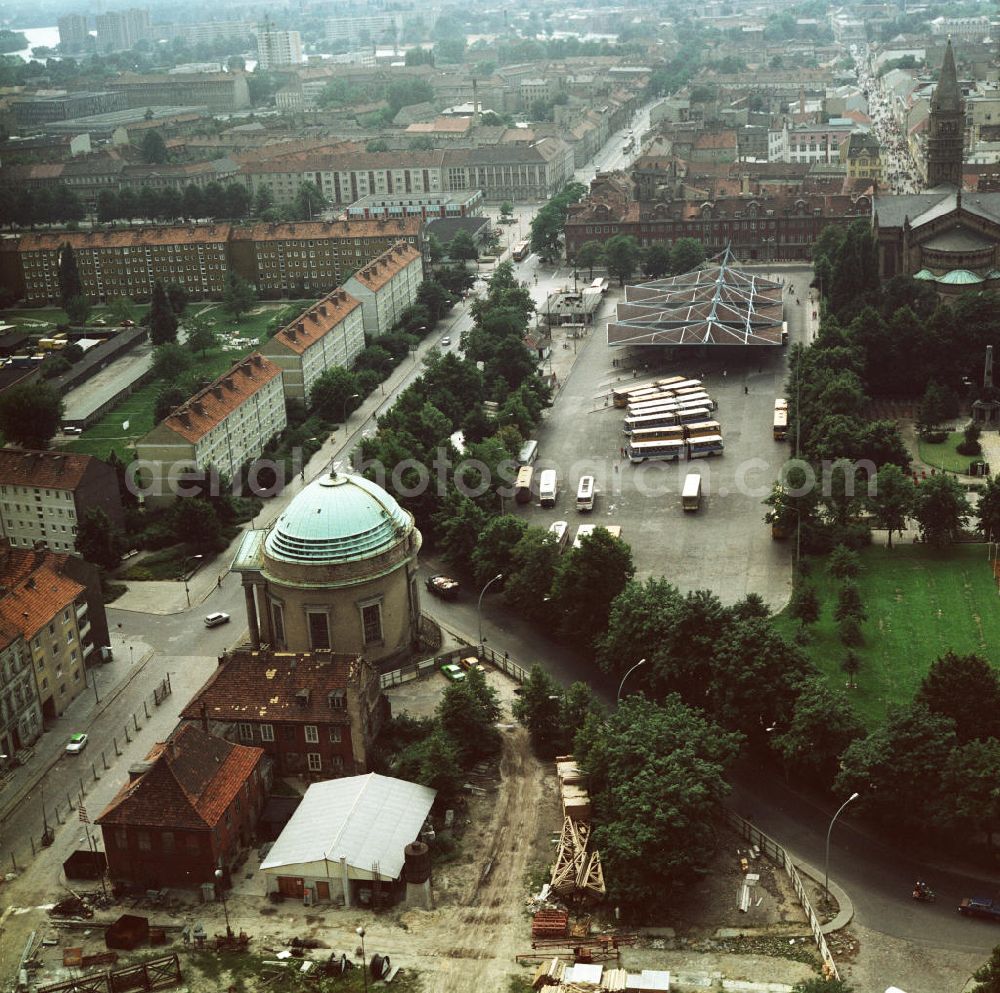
[2,668,836,993]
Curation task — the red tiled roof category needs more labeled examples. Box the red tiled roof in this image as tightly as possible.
[265,289,361,356]
[347,242,422,292]
[693,131,738,150]
[0,543,84,638]
[405,117,470,133]
[157,353,282,444]
[0,449,95,491]
[237,218,422,242]
[96,724,263,830]
[181,648,364,725]
[18,225,231,252]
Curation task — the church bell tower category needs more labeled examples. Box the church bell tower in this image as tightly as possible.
[925,38,964,189]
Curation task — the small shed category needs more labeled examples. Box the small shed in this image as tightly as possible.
[105,914,149,950]
[260,774,435,907]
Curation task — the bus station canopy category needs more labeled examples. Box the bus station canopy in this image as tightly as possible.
[607,246,786,348]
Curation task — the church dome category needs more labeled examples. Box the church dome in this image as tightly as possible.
[913,269,936,281]
[938,269,983,285]
[264,471,412,564]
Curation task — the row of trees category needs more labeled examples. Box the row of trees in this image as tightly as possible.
[573,236,707,286]
[530,182,587,262]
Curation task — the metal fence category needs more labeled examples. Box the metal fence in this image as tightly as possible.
[1,672,173,876]
[724,810,839,980]
[380,642,528,690]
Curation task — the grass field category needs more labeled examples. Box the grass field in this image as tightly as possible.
[918,431,976,474]
[774,545,1000,727]
[1,304,151,331]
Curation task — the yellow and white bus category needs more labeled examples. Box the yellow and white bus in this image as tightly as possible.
[626,438,685,463]
[773,398,789,441]
[514,465,534,504]
[576,475,595,512]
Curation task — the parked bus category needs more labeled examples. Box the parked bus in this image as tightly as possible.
[573,524,596,549]
[548,520,569,551]
[604,525,623,541]
[514,465,534,504]
[611,376,687,407]
[627,393,712,417]
[623,406,711,434]
[539,469,558,507]
[576,475,595,512]
[518,439,539,466]
[626,438,685,463]
[512,240,530,262]
[682,473,702,511]
[590,277,609,295]
[683,420,722,439]
[773,399,788,441]
[628,425,686,444]
[686,434,725,459]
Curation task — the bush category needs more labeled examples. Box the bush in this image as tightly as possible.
[800,521,872,555]
[922,430,948,444]
[957,439,982,456]
[839,616,863,646]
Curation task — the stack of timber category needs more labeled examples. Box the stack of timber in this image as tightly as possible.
[550,757,605,899]
[532,910,569,940]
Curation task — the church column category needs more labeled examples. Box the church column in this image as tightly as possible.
[244,584,260,649]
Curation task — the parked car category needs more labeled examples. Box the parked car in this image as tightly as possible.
[440,662,466,683]
[204,612,230,628]
[440,337,451,347]
[425,574,460,600]
[459,655,486,674]
[959,897,1000,920]
[65,733,88,754]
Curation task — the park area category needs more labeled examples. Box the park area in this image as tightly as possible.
[918,430,980,474]
[774,544,1000,726]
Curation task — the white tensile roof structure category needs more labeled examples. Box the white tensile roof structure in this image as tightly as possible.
[607,245,786,348]
[260,774,436,882]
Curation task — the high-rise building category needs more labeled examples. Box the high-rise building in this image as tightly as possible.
[925,38,964,189]
[255,28,302,69]
[95,8,150,53]
[57,13,89,54]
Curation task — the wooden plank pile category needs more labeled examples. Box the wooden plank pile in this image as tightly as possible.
[550,757,605,901]
[532,911,569,940]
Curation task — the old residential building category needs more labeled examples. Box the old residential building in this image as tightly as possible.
[342,242,423,339]
[96,723,267,889]
[260,289,365,402]
[0,450,124,555]
[182,647,387,780]
[15,226,231,305]
[107,72,250,112]
[843,131,883,185]
[135,354,286,508]
[0,628,42,765]
[0,543,96,720]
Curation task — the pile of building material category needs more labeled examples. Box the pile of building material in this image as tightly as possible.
[550,757,605,900]
[532,959,670,991]
[532,910,569,940]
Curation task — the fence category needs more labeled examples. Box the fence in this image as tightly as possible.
[2,673,173,877]
[724,810,839,980]
[380,642,528,690]
[37,954,182,993]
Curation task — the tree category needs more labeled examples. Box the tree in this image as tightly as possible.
[834,581,867,623]
[57,242,81,307]
[293,181,324,221]
[789,584,820,633]
[182,184,204,220]
[670,237,706,274]
[436,668,501,766]
[76,507,124,570]
[869,463,914,547]
[970,944,1000,993]
[165,282,188,317]
[941,740,1000,852]
[154,385,186,422]
[222,272,257,322]
[917,380,950,436]
[151,342,192,383]
[915,651,1000,744]
[140,129,168,164]
[828,544,861,580]
[503,527,560,624]
[471,515,527,587]
[841,650,860,689]
[64,294,91,325]
[169,497,224,550]
[791,981,855,993]
[96,190,119,222]
[574,695,741,914]
[642,243,672,279]
[499,201,514,224]
[309,366,361,422]
[0,382,63,448]
[447,230,478,262]
[512,665,563,756]
[186,318,216,356]
[604,234,641,286]
[434,493,488,573]
[912,472,971,547]
[224,183,249,220]
[977,473,1000,542]
[550,527,635,650]
[574,240,605,278]
[252,186,274,218]
[148,280,178,345]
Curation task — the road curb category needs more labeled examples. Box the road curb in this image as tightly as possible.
[791,856,855,933]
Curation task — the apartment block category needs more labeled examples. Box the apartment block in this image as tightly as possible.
[345,190,484,221]
[255,29,302,69]
[259,289,364,402]
[768,122,855,164]
[12,91,127,128]
[0,627,42,766]
[0,450,124,555]
[342,242,424,339]
[57,13,90,54]
[0,543,95,719]
[95,8,150,53]
[135,354,286,508]
[229,218,423,298]
[17,226,232,305]
[108,72,250,112]
[324,13,401,46]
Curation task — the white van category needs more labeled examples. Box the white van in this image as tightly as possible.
[548,520,569,551]
[682,473,702,512]
[539,469,558,507]
[576,475,595,512]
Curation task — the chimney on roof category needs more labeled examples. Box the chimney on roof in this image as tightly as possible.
[201,701,209,733]
[253,354,263,367]
[223,377,234,390]
[297,321,305,334]
[193,400,205,416]
[319,304,327,317]
[212,386,223,400]
[287,325,297,340]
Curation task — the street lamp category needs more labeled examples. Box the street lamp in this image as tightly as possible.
[341,392,360,425]
[183,554,203,609]
[823,791,860,902]
[215,867,233,938]
[617,658,646,702]
[477,573,503,656]
[356,926,368,993]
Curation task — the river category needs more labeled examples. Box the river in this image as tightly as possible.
[8,25,60,61]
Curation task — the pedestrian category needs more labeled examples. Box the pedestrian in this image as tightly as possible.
[620,446,625,458]
[633,369,638,379]
[744,385,748,395]
[217,575,222,589]
[614,462,619,473]
[722,369,727,378]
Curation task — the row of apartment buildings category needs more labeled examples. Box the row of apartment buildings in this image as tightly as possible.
[0,217,423,305]
[134,242,422,504]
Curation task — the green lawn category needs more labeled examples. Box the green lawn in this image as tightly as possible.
[775,545,1000,727]
[918,431,977,474]
[1,304,150,332]
[61,381,161,463]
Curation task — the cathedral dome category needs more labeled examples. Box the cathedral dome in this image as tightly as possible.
[264,471,412,565]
